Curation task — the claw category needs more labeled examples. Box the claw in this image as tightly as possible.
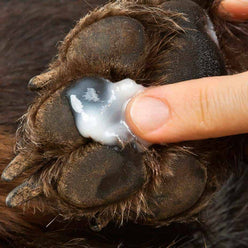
[89,215,110,232]
[28,70,55,91]
[6,180,42,208]
[1,154,35,181]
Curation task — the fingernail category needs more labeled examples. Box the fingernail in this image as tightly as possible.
[218,0,248,21]
[129,96,170,133]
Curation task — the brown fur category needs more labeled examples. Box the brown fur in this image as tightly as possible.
[0,0,247,247]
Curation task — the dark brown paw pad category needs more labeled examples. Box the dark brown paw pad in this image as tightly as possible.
[57,145,146,208]
[67,16,146,69]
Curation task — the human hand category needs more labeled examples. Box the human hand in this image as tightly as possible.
[217,0,248,22]
[126,0,248,144]
[126,72,248,143]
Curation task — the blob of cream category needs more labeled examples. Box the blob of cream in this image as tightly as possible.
[66,77,145,147]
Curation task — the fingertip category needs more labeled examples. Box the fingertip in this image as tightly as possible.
[217,0,248,22]
[125,93,171,143]
[125,97,141,138]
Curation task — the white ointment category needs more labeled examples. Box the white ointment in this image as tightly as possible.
[205,13,219,47]
[66,77,145,147]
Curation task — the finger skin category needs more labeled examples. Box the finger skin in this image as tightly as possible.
[126,72,248,143]
[218,0,248,21]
